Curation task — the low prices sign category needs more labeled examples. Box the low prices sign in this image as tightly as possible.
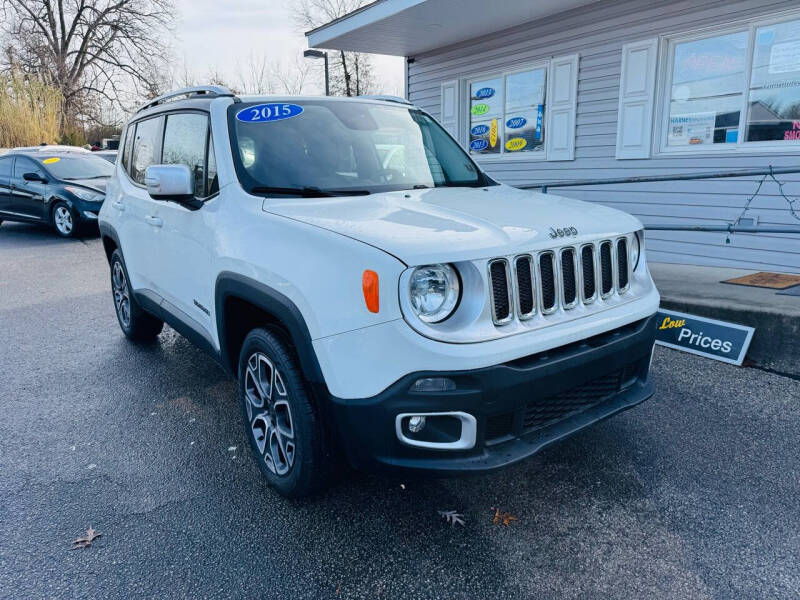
[654,309,754,365]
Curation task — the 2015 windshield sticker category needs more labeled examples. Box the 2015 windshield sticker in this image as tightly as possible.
[237,103,303,123]
[43,157,60,164]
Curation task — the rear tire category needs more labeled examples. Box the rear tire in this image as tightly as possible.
[52,201,78,238]
[110,249,163,342]
[238,328,332,498]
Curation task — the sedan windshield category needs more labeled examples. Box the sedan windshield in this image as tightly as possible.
[43,155,114,180]
[229,100,491,196]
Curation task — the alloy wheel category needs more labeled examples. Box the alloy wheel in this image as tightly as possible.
[54,206,73,235]
[112,261,131,328]
[244,352,296,475]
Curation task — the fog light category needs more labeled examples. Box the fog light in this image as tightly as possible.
[408,415,426,433]
[410,377,456,393]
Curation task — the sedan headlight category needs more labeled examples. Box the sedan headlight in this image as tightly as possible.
[65,186,104,203]
[631,230,642,271]
[409,264,460,323]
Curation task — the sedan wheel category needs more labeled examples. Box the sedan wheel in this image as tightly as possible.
[53,203,75,237]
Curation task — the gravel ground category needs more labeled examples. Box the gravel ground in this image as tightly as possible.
[1,221,799,599]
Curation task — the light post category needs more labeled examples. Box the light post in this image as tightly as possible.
[303,49,329,96]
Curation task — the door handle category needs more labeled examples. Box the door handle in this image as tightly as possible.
[145,215,163,227]
[112,200,125,211]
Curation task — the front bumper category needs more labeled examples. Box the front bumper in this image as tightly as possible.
[330,314,657,475]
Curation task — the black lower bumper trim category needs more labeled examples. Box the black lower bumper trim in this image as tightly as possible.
[328,314,657,476]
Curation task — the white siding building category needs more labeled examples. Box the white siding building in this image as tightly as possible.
[308,0,800,273]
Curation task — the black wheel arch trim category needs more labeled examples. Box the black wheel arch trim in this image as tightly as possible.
[99,221,121,263]
[215,271,326,385]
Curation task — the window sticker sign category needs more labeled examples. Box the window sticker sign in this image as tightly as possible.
[668,112,716,145]
[769,40,800,75]
[654,309,754,365]
[535,104,543,140]
[237,103,303,123]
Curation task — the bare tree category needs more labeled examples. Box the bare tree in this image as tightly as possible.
[292,0,374,96]
[235,51,311,95]
[0,0,175,125]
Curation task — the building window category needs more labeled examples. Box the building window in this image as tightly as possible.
[468,66,547,156]
[662,13,800,152]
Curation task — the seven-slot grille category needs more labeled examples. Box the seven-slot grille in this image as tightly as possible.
[487,236,632,324]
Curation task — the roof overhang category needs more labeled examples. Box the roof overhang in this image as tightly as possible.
[306,0,598,56]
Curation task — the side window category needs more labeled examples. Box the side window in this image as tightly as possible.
[206,134,218,196]
[162,112,208,197]
[13,157,44,180]
[0,157,11,183]
[122,123,136,174]
[130,116,162,184]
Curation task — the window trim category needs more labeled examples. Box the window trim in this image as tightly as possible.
[463,61,551,163]
[654,8,800,157]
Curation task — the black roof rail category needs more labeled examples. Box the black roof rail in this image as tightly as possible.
[135,86,236,114]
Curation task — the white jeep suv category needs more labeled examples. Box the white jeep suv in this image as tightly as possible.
[99,86,660,497]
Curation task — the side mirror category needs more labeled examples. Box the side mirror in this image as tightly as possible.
[23,172,46,183]
[144,164,194,202]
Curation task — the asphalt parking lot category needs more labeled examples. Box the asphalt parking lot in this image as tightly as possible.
[1,221,799,599]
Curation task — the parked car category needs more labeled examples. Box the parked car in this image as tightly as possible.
[0,146,112,237]
[99,86,660,498]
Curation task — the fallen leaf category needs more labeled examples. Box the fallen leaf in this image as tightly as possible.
[438,510,466,527]
[71,527,102,549]
[491,507,518,527]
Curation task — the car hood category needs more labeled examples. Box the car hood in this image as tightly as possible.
[261,184,642,265]
[65,178,108,194]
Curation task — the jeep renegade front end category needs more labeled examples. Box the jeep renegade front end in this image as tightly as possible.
[99,87,659,497]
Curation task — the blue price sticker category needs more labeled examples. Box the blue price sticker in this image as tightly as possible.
[236,103,304,123]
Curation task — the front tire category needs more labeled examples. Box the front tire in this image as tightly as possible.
[52,201,78,238]
[238,328,331,498]
[110,249,163,341]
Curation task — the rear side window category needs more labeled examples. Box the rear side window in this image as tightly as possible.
[0,157,11,182]
[162,112,208,197]
[130,116,162,184]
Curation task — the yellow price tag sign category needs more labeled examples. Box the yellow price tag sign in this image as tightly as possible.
[505,137,527,152]
[43,157,60,164]
[489,119,498,148]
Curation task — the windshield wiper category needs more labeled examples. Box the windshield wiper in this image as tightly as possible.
[250,186,369,197]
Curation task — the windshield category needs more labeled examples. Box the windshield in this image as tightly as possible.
[42,155,114,180]
[228,100,491,196]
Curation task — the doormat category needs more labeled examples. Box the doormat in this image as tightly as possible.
[722,272,800,289]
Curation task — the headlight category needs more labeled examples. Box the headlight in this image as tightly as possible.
[409,264,460,323]
[65,186,104,203]
[631,231,642,270]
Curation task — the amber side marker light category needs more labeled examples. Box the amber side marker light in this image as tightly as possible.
[362,270,379,313]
